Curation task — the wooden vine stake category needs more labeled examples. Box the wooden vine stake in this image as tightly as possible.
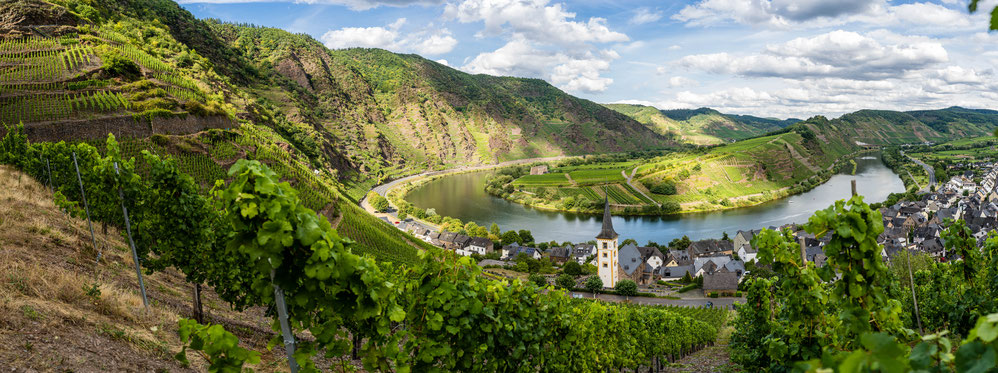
[114,162,149,310]
[72,151,100,264]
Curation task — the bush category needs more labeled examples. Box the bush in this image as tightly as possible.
[562,261,582,276]
[615,279,638,296]
[367,191,390,212]
[528,273,547,287]
[585,276,603,293]
[103,55,141,80]
[735,291,742,297]
[556,274,575,289]
[709,292,719,298]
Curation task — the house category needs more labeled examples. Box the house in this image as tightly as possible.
[694,256,732,277]
[733,230,756,254]
[723,260,745,277]
[618,244,649,284]
[462,237,494,256]
[702,270,739,295]
[449,234,472,252]
[571,246,595,265]
[666,249,693,266]
[637,246,666,269]
[805,246,827,267]
[688,239,734,258]
[436,232,456,247]
[504,244,542,260]
[530,165,549,175]
[662,265,694,279]
[737,245,758,263]
[547,246,571,264]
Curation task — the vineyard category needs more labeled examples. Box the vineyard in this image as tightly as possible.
[1,125,728,372]
[602,184,643,205]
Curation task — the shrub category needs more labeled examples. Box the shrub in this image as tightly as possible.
[585,276,603,294]
[528,273,547,287]
[709,292,719,298]
[556,274,575,289]
[562,261,582,276]
[615,279,638,296]
[103,55,140,80]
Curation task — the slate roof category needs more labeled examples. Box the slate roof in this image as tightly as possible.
[663,265,694,278]
[619,243,643,275]
[688,239,734,257]
[703,271,739,291]
[596,198,618,240]
[548,246,571,259]
[469,237,493,248]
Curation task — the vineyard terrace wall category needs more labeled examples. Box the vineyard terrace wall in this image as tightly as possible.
[1,114,235,142]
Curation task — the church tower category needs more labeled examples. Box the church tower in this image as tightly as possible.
[596,198,619,288]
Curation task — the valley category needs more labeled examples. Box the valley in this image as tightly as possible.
[3,0,998,372]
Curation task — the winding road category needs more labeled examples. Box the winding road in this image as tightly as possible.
[902,150,936,190]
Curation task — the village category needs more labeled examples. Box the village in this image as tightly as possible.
[384,161,998,298]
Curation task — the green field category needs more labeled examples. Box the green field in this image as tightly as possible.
[569,169,626,185]
[512,172,572,186]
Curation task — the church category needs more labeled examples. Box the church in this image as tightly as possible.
[596,199,619,288]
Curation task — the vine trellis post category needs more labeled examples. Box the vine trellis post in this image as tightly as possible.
[114,162,149,310]
[72,151,100,264]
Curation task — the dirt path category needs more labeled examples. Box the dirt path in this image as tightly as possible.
[623,168,659,206]
[781,140,819,173]
[664,326,742,373]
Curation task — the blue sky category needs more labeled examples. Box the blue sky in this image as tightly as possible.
[179,0,998,119]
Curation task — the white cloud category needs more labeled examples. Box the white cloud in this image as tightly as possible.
[435,59,450,66]
[461,37,618,92]
[668,76,698,87]
[321,18,457,55]
[630,7,663,25]
[679,30,948,80]
[672,0,983,30]
[444,0,628,47]
[450,0,628,93]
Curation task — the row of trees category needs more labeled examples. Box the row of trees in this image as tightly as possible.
[0,125,721,372]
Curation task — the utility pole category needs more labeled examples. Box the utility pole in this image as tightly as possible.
[114,162,149,310]
[72,152,100,264]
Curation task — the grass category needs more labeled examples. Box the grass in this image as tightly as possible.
[568,169,625,185]
[513,173,572,186]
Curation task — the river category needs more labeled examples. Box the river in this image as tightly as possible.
[405,154,905,244]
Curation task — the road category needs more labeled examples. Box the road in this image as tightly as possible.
[371,155,573,197]
[623,167,659,206]
[902,150,936,189]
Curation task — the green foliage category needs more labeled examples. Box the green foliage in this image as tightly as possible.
[102,54,141,80]
[528,273,547,287]
[556,274,575,289]
[175,319,261,372]
[615,279,638,296]
[585,276,604,293]
[562,261,583,276]
[366,191,390,212]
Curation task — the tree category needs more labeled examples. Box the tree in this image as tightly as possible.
[563,261,583,276]
[489,223,500,237]
[103,54,141,80]
[556,274,575,289]
[722,231,730,241]
[669,235,692,250]
[367,191,390,212]
[528,273,547,287]
[615,279,638,296]
[585,276,603,294]
[517,230,534,244]
[621,238,637,246]
[501,230,522,245]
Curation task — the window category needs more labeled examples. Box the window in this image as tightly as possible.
[603,263,608,268]
[602,242,607,249]
[603,253,608,258]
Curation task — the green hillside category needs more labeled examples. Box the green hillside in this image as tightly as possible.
[1,0,672,201]
[604,104,799,145]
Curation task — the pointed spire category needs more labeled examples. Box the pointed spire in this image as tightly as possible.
[596,197,618,240]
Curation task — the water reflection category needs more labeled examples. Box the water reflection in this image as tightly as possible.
[406,154,905,244]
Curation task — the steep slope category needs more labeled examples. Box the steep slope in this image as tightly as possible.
[0,165,287,371]
[206,23,672,178]
[1,0,671,198]
[604,104,798,145]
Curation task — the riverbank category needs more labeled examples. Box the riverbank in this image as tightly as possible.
[473,149,879,217]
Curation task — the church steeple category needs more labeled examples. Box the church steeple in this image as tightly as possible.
[596,197,618,240]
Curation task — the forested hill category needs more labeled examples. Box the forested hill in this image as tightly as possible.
[1,0,671,190]
[603,103,799,145]
[607,103,998,146]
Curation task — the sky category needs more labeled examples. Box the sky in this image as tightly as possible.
[178,0,998,119]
